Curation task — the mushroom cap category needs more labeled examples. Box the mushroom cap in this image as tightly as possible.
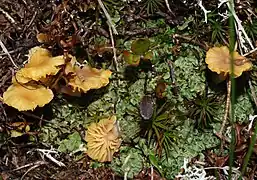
[3,83,54,111]
[64,55,77,75]
[85,116,121,162]
[36,33,51,43]
[206,46,252,78]
[15,47,65,83]
[68,65,112,93]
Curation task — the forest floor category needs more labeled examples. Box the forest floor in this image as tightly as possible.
[1,0,257,179]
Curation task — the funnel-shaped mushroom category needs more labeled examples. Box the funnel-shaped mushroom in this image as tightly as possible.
[15,47,65,83]
[64,55,77,75]
[3,83,54,111]
[68,65,112,93]
[206,46,252,78]
[85,116,121,162]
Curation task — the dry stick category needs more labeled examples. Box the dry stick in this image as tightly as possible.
[109,26,119,71]
[243,47,257,57]
[198,0,211,23]
[0,7,15,23]
[11,161,47,172]
[0,47,23,56]
[219,78,231,135]
[21,162,46,180]
[164,0,175,16]
[173,34,208,50]
[21,11,37,36]
[150,166,154,180]
[97,0,118,35]
[248,80,257,108]
[0,39,19,69]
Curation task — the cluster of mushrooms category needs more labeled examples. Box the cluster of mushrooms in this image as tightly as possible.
[1,46,121,162]
[3,46,113,111]
[0,44,252,163]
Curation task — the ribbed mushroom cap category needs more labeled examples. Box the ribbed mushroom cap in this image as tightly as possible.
[85,116,121,162]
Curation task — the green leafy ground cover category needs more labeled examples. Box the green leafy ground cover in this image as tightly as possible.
[1,0,257,179]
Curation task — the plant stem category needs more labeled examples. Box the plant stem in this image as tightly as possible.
[239,121,257,180]
[219,78,231,135]
[227,0,236,179]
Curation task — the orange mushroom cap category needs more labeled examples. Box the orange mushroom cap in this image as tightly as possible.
[206,46,252,78]
[85,116,121,162]
[68,65,112,93]
[15,47,65,83]
[64,55,77,75]
[3,83,54,111]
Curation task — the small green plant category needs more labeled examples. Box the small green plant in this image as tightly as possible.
[209,18,227,43]
[141,0,164,15]
[141,100,179,157]
[244,19,257,42]
[187,94,221,130]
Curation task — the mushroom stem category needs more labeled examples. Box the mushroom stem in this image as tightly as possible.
[219,78,231,135]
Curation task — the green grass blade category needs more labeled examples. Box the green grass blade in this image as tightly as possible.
[239,122,257,179]
[228,0,236,179]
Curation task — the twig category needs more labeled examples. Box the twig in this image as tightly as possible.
[150,166,153,180]
[0,39,19,68]
[97,0,118,35]
[11,161,47,172]
[21,161,46,180]
[124,172,128,180]
[198,0,211,23]
[0,69,11,88]
[247,115,257,132]
[21,111,54,123]
[21,11,37,36]
[36,148,66,167]
[0,7,15,23]
[243,47,257,57]
[224,0,255,52]
[165,0,175,16]
[167,60,178,95]
[0,47,23,56]
[219,78,231,135]
[108,26,119,71]
[173,34,208,50]
[248,80,257,108]
[215,132,230,143]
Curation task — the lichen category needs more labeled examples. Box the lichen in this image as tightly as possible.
[173,46,206,100]
[160,120,219,179]
[110,146,145,179]
[234,93,255,123]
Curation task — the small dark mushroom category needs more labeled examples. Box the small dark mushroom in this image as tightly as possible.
[140,95,155,120]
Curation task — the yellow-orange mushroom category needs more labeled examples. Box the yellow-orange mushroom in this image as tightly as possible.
[85,116,121,162]
[206,46,252,78]
[68,65,112,93]
[3,83,54,111]
[15,47,65,83]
